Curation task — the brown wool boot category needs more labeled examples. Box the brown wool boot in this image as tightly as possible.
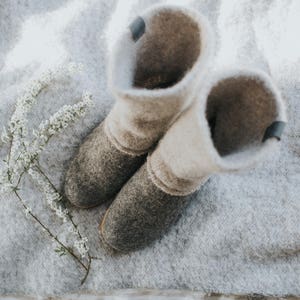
[100,69,287,252]
[64,4,214,208]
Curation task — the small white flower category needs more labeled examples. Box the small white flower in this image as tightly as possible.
[68,225,79,235]
[27,80,43,97]
[0,178,14,194]
[67,62,84,74]
[39,70,54,85]
[74,237,89,258]
[24,207,32,218]
[33,91,93,151]
[82,91,93,107]
[0,127,10,144]
[28,168,69,223]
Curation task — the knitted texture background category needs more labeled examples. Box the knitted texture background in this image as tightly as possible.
[0,0,299,297]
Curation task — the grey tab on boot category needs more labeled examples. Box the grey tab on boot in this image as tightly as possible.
[129,16,146,42]
[262,121,286,142]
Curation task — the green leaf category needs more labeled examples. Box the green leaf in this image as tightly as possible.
[54,246,67,257]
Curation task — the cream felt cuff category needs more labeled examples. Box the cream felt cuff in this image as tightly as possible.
[105,4,214,156]
[148,68,287,196]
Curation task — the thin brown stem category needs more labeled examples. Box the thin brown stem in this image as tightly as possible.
[35,163,88,243]
[34,162,94,282]
[6,135,15,183]
[14,190,88,271]
[90,256,102,260]
[81,255,92,285]
[7,136,13,166]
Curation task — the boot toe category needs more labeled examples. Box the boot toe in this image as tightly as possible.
[99,163,189,252]
[64,158,106,208]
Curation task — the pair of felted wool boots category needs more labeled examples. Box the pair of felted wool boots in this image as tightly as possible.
[64,5,286,252]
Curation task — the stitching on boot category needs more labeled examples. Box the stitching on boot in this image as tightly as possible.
[104,119,148,157]
[146,155,202,196]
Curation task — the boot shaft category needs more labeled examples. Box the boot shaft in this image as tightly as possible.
[149,69,287,195]
[105,5,214,155]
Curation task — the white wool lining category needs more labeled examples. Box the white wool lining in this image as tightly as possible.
[105,4,214,155]
[197,68,287,172]
[148,68,287,195]
[108,4,214,100]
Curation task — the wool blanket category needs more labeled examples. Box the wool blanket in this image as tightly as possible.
[0,0,299,297]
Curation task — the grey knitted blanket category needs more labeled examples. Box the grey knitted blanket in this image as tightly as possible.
[0,0,299,297]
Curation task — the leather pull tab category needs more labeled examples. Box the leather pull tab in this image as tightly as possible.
[262,121,286,142]
[129,17,145,42]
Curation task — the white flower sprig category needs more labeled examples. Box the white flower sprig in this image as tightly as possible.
[28,166,90,259]
[74,237,90,258]
[0,63,95,284]
[28,167,69,223]
[35,91,92,141]
[1,63,87,192]
[3,64,83,153]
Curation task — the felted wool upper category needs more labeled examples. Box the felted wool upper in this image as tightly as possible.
[64,122,146,208]
[149,69,287,196]
[105,4,214,155]
[100,163,189,252]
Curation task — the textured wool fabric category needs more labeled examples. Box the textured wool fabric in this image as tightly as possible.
[3,291,298,300]
[64,122,145,208]
[100,69,287,251]
[149,69,287,195]
[1,0,300,297]
[100,163,189,252]
[64,4,214,206]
